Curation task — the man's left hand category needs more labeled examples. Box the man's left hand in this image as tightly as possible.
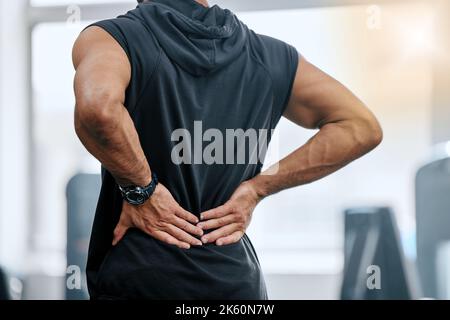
[198,181,262,246]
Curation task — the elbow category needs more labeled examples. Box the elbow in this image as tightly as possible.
[367,117,383,149]
[356,115,383,152]
[74,92,121,139]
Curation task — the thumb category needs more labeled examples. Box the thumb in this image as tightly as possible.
[112,221,129,246]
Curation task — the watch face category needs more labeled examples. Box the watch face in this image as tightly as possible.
[127,191,145,205]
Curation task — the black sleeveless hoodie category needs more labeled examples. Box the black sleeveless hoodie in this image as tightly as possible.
[86,0,298,299]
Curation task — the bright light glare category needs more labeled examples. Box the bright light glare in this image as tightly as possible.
[401,16,435,56]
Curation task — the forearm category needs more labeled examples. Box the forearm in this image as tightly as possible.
[249,118,381,198]
[75,101,151,187]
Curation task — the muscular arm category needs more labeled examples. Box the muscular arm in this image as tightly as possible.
[73,26,151,187]
[199,56,383,245]
[249,56,383,197]
[73,26,203,248]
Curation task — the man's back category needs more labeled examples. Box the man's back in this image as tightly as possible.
[85,0,297,299]
[73,0,381,300]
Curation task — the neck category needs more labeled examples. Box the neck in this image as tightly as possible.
[195,0,209,7]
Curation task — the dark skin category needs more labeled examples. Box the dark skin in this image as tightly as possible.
[73,0,382,249]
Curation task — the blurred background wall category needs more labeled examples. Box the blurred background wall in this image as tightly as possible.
[0,0,449,300]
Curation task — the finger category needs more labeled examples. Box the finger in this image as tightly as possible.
[175,207,200,224]
[112,222,129,246]
[165,224,203,246]
[197,213,238,230]
[216,231,243,246]
[152,230,191,249]
[201,223,239,244]
[200,204,232,221]
[172,215,204,236]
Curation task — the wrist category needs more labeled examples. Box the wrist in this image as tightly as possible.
[150,183,164,199]
[132,166,152,187]
[136,173,152,188]
[116,171,152,188]
[245,178,268,202]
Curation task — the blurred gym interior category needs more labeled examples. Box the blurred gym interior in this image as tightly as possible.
[0,0,449,300]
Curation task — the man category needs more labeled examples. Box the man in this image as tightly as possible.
[73,0,382,299]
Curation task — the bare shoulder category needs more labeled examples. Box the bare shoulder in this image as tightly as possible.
[72,24,131,97]
[72,25,127,69]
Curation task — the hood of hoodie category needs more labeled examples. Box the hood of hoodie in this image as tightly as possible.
[128,0,248,76]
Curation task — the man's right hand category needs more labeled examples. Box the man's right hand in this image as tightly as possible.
[112,183,204,249]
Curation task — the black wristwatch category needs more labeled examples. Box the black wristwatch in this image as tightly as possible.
[119,172,158,205]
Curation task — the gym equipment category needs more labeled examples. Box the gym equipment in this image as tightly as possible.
[66,173,101,300]
[0,266,10,300]
[416,152,450,299]
[341,207,416,300]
